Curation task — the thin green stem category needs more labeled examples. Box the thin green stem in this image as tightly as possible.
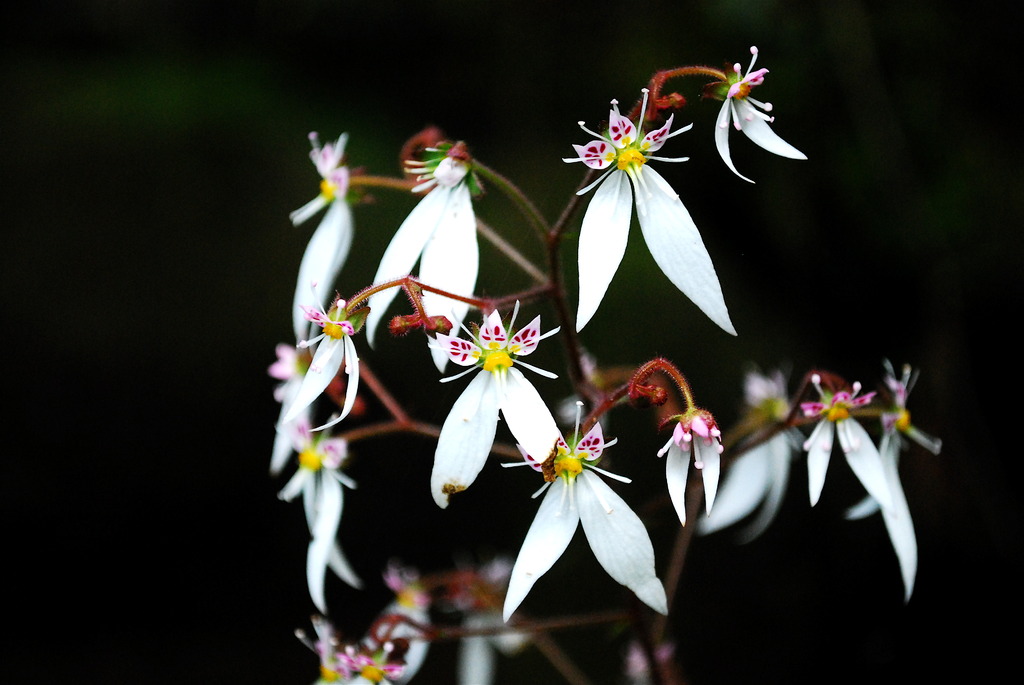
[473,160,552,240]
[476,219,548,285]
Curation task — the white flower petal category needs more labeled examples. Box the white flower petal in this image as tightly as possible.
[292,201,353,342]
[636,168,736,335]
[841,419,894,511]
[736,100,807,160]
[282,338,346,424]
[714,100,755,183]
[419,183,479,371]
[327,542,363,589]
[458,615,497,685]
[576,171,633,331]
[503,479,579,621]
[664,442,690,527]
[878,432,917,602]
[805,420,834,506]
[431,372,501,508]
[365,186,453,345]
[697,440,770,535]
[844,494,881,520]
[699,442,721,515]
[307,474,344,613]
[500,368,560,462]
[289,194,328,227]
[735,432,794,543]
[577,472,667,615]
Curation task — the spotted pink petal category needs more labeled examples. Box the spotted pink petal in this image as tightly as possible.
[509,316,542,356]
[572,142,615,170]
[642,114,674,152]
[576,423,605,461]
[608,109,636,147]
[478,310,508,349]
[436,333,478,366]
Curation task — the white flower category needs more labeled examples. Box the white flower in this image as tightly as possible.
[451,558,527,685]
[800,374,893,510]
[429,304,560,508]
[277,419,362,613]
[365,147,479,371]
[656,412,723,527]
[282,295,361,430]
[377,562,431,681]
[269,343,309,476]
[503,417,668,621]
[846,361,942,602]
[564,89,734,334]
[294,615,352,684]
[714,46,806,183]
[290,132,355,342]
[697,369,799,542]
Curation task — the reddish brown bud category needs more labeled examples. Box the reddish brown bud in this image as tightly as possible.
[425,315,453,335]
[388,314,424,337]
[629,383,669,408]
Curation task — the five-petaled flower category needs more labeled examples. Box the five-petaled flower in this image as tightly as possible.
[800,373,892,510]
[503,413,668,621]
[366,143,480,371]
[712,46,806,183]
[278,419,362,614]
[657,411,724,527]
[290,132,356,343]
[564,89,735,335]
[283,295,364,430]
[429,303,560,508]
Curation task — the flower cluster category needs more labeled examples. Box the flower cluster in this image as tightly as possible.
[265,46,941,684]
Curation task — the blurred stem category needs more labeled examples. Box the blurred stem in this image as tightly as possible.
[473,160,551,240]
[476,218,548,284]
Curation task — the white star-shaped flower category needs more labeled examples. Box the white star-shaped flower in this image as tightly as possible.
[366,147,479,371]
[429,303,560,508]
[657,412,723,527]
[503,413,667,621]
[289,132,355,342]
[714,46,807,183]
[277,420,362,613]
[565,89,735,334]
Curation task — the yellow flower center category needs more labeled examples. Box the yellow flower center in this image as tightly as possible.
[895,408,912,432]
[319,665,340,682]
[320,178,338,201]
[482,349,513,373]
[826,405,850,422]
[298,448,323,471]
[360,665,386,683]
[554,455,583,481]
[616,148,646,171]
[323,321,345,339]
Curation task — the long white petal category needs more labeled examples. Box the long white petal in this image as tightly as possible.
[431,372,501,508]
[503,479,579,621]
[637,168,736,335]
[714,100,755,183]
[500,368,560,462]
[878,432,917,602]
[292,201,354,342]
[664,443,691,527]
[842,419,894,512]
[314,337,361,431]
[365,186,453,345]
[307,474,344,613]
[805,420,834,506]
[458,615,497,685]
[697,441,770,535]
[419,183,479,371]
[736,100,807,160]
[576,171,632,331]
[699,442,721,515]
[735,432,794,543]
[577,472,667,615]
[327,542,363,589]
[282,338,345,424]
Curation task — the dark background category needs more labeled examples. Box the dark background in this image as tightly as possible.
[2,1,1020,683]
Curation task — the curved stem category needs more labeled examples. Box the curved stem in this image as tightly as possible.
[473,160,552,240]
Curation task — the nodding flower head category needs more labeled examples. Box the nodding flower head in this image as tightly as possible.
[405,141,479,193]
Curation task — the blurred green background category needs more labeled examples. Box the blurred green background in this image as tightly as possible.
[2,1,1021,683]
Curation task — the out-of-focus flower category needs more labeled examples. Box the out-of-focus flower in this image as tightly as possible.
[503,413,667,621]
[290,132,355,342]
[270,343,311,476]
[698,369,799,542]
[846,361,942,602]
[429,303,560,508]
[623,640,677,685]
[278,419,362,613]
[294,615,352,684]
[657,411,723,527]
[366,144,480,371]
[800,374,892,510]
[564,90,734,334]
[709,46,806,183]
[282,295,365,430]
